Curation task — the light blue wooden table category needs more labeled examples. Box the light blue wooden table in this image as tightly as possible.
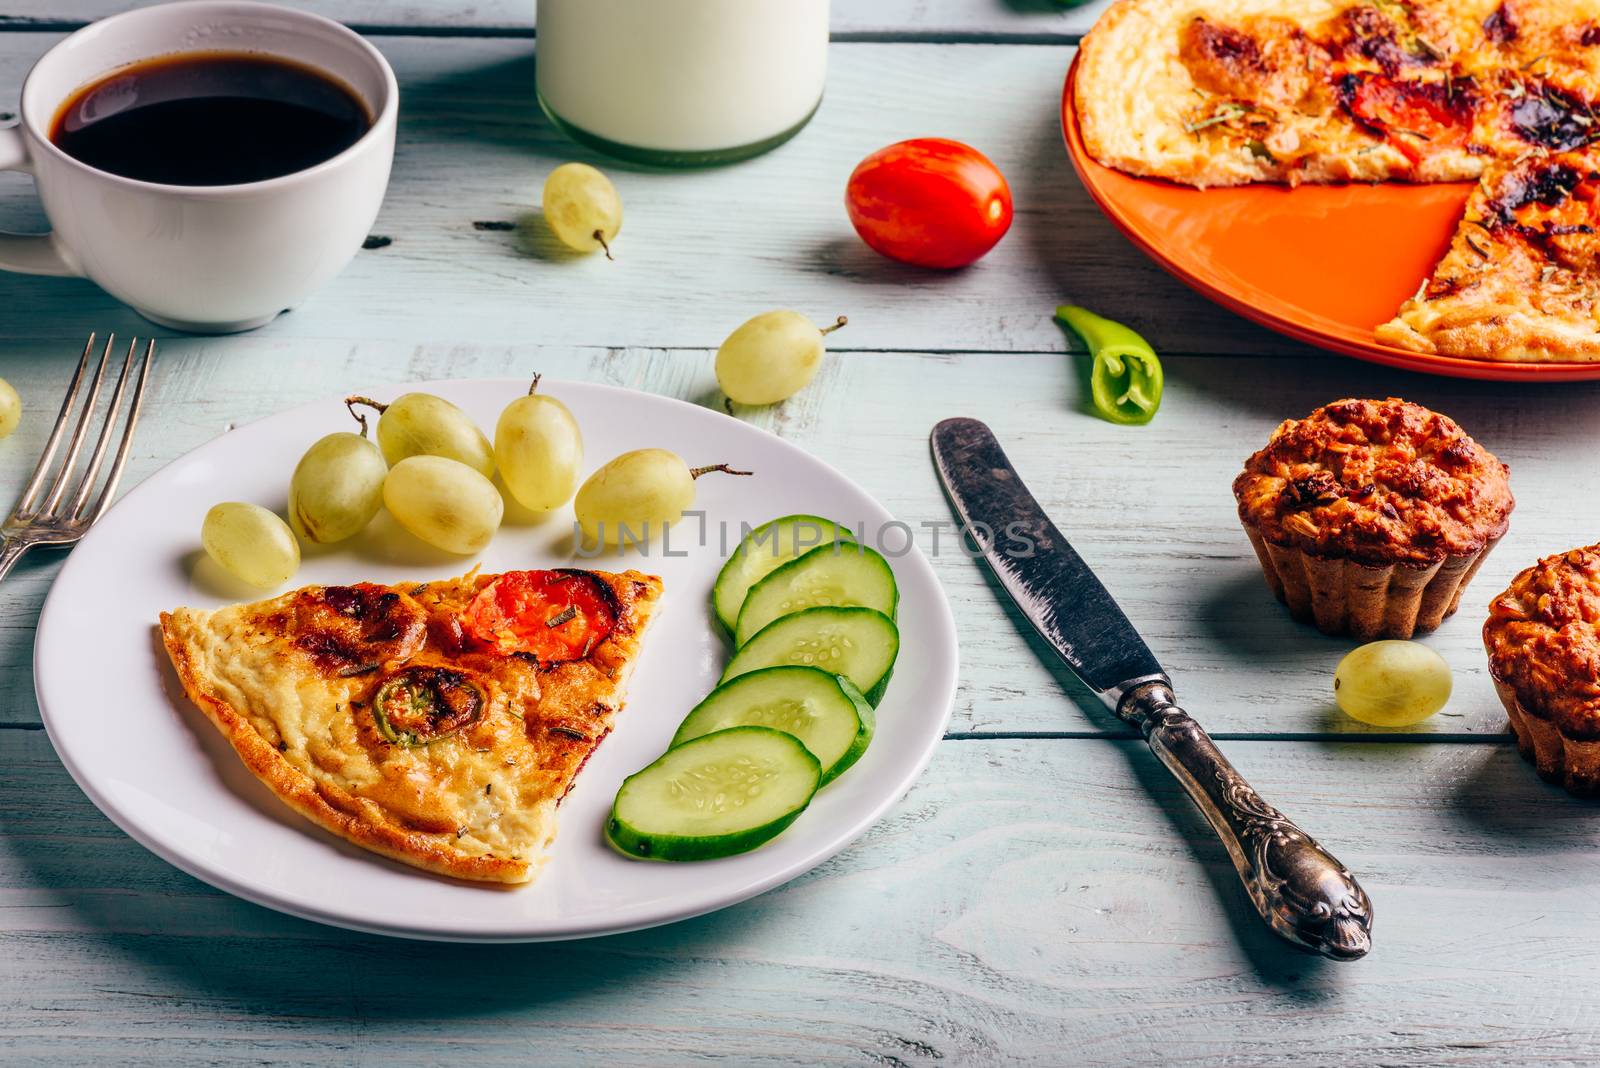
[4,3,1600,1064]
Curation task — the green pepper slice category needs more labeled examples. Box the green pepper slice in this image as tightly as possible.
[372,665,485,747]
[1054,305,1164,426]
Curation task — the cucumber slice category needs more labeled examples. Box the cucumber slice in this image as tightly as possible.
[721,606,899,706]
[670,666,875,786]
[734,541,899,647]
[606,726,820,861]
[712,514,856,638]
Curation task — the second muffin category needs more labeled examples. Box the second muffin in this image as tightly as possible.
[1233,398,1513,640]
[1485,545,1600,795]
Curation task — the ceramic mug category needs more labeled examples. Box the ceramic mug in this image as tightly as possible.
[0,0,397,333]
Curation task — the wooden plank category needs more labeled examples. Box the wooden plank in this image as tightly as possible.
[0,0,1109,41]
[0,343,1589,738]
[834,0,1109,42]
[3,727,1595,1065]
[0,34,1314,357]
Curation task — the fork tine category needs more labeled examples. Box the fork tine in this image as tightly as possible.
[86,338,154,525]
[13,333,98,518]
[68,337,138,519]
[37,333,116,519]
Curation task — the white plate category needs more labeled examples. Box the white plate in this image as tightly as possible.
[35,378,958,942]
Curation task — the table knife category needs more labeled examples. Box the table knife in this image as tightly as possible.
[930,417,1373,962]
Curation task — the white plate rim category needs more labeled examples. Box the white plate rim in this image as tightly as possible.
[34,377,959,942]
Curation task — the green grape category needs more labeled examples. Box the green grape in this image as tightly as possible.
[383,455,504,555]
[575,449,749,546]
[1334,641,1452,727]
[288,431,387,544]
[494,375,583,512]
[0,377,18,439]
[201,502,301,588]
[542,162,622,257]
[715,311,846,406]
[347,392,495,478]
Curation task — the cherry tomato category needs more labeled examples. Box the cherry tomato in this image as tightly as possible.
[845,138,1013,269]
[462,569,617,663]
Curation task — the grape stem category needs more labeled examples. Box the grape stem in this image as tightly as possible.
[344,396,387,437]
[690,463,753,479]
[593,230,614,261]
[820,315,848,335]
[529,373,542,396]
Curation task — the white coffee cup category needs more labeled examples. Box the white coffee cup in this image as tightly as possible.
[0,0,397,334]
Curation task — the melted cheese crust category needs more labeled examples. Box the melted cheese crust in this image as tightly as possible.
[1379,149,1600,360]
[1078,0,1487,188]
[1078,0,1600,188]
[160,570,661,885]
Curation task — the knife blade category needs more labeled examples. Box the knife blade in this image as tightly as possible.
[931,416,1374,961]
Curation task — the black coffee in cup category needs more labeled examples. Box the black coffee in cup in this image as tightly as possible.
[51,51,370,186]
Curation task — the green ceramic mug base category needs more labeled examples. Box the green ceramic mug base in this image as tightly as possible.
[537,90,822,168]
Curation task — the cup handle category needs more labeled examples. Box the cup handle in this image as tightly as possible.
[0,124,81,277]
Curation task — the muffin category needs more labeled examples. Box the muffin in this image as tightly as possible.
[1485,547,1600,794]
[1233,398,1512,640]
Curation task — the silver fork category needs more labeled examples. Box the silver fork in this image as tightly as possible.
[0,334,155,583]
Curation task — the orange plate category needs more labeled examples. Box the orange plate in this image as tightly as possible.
[1060,55,1600,382]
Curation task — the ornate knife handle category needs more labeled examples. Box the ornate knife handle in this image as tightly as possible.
[1116,680,1374,961]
